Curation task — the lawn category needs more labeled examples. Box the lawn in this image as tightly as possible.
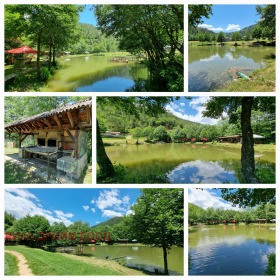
[4,246,140,276]
[5,252,19,276]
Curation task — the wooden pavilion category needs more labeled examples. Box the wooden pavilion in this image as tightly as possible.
[5,99,92,180]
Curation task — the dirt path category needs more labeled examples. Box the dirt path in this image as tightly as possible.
[62,253,145,276]
[5,250,33,276]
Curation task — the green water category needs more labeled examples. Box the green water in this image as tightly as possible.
[104,143,275,183]
[47,55,149,92]
[81,245,183,275]
[188,45,275,91]
[189,224,276,275]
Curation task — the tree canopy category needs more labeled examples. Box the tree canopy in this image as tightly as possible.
[129,188,183,275]
[95,5,184,91]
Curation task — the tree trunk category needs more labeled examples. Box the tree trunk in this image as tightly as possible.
[48,43,52,71]
[241,97,258,183]
[36,32,42,77]
[96,119,115,177]
[52,44,56,66]
[162,245,169,275]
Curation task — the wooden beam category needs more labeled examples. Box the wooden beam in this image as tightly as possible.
[65,129,76,143]
[53,114,62,128]
[21,134,28,142]
[66,111,75,128]
[86,107,92,125]
[31,121,40,130]
[42,118,52,129]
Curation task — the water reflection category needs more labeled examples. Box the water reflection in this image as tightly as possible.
[189,225,275,275]
[188,45,274,92]
[167,160,237,183]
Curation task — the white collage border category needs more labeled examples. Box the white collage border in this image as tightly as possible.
[0,0,278,279]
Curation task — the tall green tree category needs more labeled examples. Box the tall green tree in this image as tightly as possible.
[5,5,82,74]
[188,5,213,27]
[217,32,226,43]
[220,188,275,208]
[95,5,183,91]
[203,97,275,183]
[256,5,275,41]
[13,215,51,247]
[129,188,183,275]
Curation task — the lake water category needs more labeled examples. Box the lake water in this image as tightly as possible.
[189,224,276,275]
[47,55,148,92]
[104,143,275,183]
[188,45,275,91]
[81,245,183,275]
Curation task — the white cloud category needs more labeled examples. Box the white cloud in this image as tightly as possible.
[91,208,96,213]
[94,189,133,218]
[225,24,241,32]
[166,97,219,125]
[198,23,224,32]
[5,189,73,226]
[82,205,89,211]
[180,102,185,107]
[96,189,122,210]
[90,199,95,204]
[102,209,123,218]
[126,209,134,216]
[188,189,235,210]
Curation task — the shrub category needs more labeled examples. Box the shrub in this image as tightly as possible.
[39,67,51,81]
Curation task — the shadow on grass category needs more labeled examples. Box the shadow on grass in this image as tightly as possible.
[5,160,48,184]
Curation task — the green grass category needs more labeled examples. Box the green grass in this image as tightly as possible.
[4,246,123,276]
[217,59,275,92]
[5,252,19,276]
[5,160,48,184]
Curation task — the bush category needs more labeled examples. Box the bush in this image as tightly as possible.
[39,67,51,81]
[265,253,275,275]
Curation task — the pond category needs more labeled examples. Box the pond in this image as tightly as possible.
[81,245,183,275]
[188,45,275,92]
[104,143,275,183]
[47,55,149,92]
[189,224,276,275]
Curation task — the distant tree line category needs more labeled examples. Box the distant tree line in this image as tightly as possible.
[98,101,275,144]
[188,5,275,43]
[189,203,276,225]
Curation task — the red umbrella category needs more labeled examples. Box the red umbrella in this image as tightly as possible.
[6,46,38,54]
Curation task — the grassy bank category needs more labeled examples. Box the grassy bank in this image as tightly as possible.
[102,138,275,153]
[217,59,275,92]
[5,252,19,276]
[5,246,144,276]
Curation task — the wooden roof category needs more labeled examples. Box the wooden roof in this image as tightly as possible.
[5,99,92,134]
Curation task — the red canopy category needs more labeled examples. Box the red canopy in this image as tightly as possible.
[6,46,38,54]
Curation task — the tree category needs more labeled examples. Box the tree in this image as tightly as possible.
[13,215,51,247]
[129,188,183,275]
[153,126,170,142]
[232,32,241,42]
[252,26,262,41]
[203,97,275,183]
[5,5,82,75]
[131,127,142,144]
[219,188,275,208]
[217,32,226,43]
[95,5,183,91]
[256,5,275,41]
[5,212,16,231]
[188,5,213,27]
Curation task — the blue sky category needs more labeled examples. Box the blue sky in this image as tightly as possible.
[79,5,97,26]
[198,5,261,33]
[189,189,237,210]
[166,97,222,125]
[5,188,141,227]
